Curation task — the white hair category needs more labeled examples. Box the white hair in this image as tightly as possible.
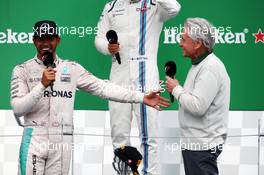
[184,18,216,52]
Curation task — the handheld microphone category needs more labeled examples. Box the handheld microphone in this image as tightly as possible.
[42,50,56,91]
[165,61,177,103]
[106,30,121,64]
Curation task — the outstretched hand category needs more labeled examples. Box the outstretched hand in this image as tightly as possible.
[143,90,170,111]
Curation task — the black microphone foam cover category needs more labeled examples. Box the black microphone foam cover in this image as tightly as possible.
[106,30,118,44]
[43,51,56,68]
[165,61,177,77]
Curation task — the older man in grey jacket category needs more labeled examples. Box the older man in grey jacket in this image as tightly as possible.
[166,17,230,175]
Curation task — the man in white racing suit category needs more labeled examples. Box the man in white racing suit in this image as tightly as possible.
[95,0,181,174]
[11,20,169,175]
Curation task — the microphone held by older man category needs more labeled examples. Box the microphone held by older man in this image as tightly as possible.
[165,61,177,103]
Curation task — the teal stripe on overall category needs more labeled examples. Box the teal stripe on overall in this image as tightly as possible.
[19,128,33,175]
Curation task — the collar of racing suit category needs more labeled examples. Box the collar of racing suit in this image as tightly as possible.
[130,0,141,3]
[34,54,60,66]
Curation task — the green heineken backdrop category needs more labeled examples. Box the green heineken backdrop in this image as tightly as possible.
[0,0,263,110]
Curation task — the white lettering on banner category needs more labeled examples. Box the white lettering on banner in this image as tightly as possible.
[164,141,229,153]
[7,29,18,43]
[0,26,98,44]
[18,32,29,44]
[235,33,246,44]
[214,32,246,44]
[0,32,7,43]
[163,27,247,44]
[60,26,69,35]
[163,28,177,44]
[0,29,33,44]
[94,27,98,35]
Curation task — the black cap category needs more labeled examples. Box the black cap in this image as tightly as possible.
[33,20,59,37]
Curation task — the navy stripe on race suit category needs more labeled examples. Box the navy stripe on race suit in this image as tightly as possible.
[139,0,148,55]
[139,0,149,173]
[139,60,149,174]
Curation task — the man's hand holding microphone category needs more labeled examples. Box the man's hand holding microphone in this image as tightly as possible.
[166,76,179,93]
[106,30,121,64]
[41,51,56,90]
[108,42,120,55]
[41,67,56,88]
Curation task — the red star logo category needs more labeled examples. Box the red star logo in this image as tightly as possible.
[253,29,264,43]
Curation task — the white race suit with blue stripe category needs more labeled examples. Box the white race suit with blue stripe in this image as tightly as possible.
[95,0,181,174]
[11,56,145,175]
